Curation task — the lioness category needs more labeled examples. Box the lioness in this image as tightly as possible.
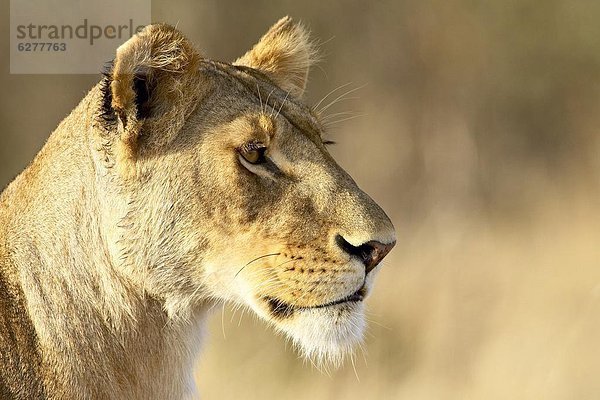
[0,17,395,399]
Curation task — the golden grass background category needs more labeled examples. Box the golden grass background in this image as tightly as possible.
[1,1,599,398]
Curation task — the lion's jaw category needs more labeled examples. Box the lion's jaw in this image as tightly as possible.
[196,222,390,367]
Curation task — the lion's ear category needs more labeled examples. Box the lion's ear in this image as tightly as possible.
[108,23,202,160]
[234,17,317,98]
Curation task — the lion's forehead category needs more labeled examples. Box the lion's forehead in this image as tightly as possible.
[199,60,323,145]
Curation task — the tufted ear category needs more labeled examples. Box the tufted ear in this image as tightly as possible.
[234,17,317,98]
[107,23,202,162]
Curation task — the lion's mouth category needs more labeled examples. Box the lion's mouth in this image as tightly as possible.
[264,285,367,319]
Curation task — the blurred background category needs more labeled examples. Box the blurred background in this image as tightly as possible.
[2,0,600,398]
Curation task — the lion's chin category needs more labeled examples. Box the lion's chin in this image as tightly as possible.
[256,299,367,368]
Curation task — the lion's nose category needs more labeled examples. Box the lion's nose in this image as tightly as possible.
[335,235,396,275]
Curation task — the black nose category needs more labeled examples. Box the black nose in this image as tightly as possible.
[335,235,396,275]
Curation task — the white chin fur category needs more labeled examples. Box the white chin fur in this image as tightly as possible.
[271,302,367,368]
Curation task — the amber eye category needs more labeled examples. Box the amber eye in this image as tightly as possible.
[239,143,267,165]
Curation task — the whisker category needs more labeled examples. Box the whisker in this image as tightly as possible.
[220,302,227,339]
[317,84,367,115]
[319,97,362,118]
[350,351,360,381]
[235,252,281,278]
[323,114,366,127]
[228,301,246,324]
[265,89,275,117]
[229,304,238,324]
[252,278,285,294]
[312,81,355,112]
[321,111,358,122]
[275,90,291,120]
[237,307,246,326]
[357,341,368,367]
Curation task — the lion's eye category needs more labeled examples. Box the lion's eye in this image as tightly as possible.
[239,143,267,165]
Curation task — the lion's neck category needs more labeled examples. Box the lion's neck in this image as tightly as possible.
[0,86,207,398]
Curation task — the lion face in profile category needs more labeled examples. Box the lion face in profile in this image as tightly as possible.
[100,17,395,366]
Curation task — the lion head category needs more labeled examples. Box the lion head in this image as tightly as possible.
[96,17,395,366]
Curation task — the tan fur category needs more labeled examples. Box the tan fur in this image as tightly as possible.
[0,18,395,399]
